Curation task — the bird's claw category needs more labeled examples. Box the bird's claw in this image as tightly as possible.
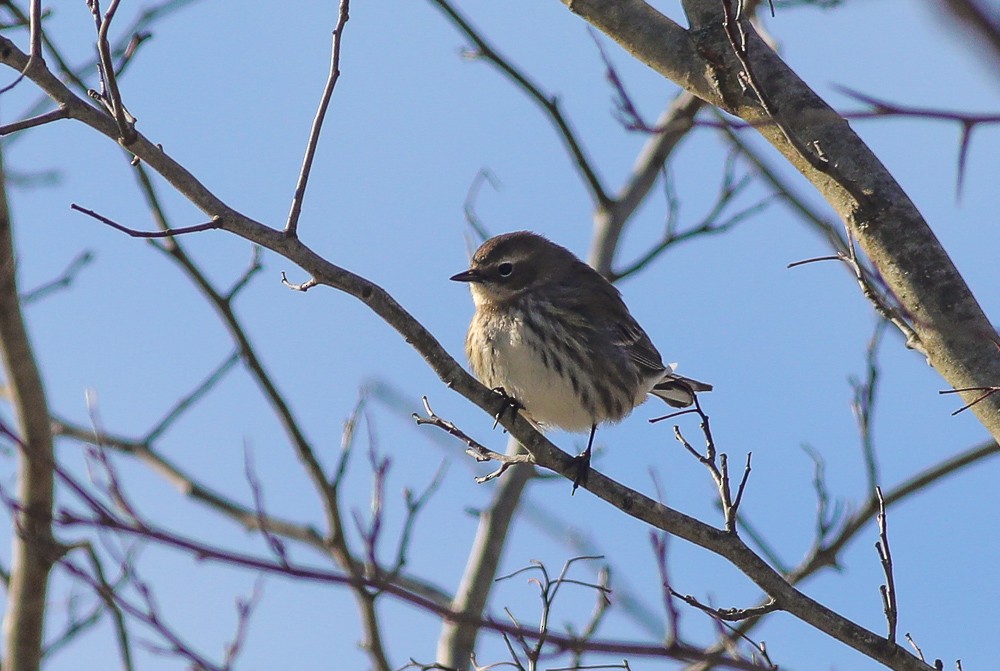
[569,448,592,495]
[490,386,522,430]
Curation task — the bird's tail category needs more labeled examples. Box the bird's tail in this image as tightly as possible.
[650,372,713,408]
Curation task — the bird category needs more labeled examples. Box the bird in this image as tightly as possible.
[451,231,711,490]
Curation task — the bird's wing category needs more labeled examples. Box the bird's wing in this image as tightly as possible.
[614,316,666,375]
[559,259,667,375]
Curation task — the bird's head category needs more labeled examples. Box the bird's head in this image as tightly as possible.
[450,231,574,307]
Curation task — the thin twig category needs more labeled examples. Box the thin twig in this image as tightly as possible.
[71,204,222,238]
[427,0,609,207]
[670,591,780,623]
[836,85,1000,197]
[89,0,137,144]
[612,157,773,282]
[21,250,95,305]
[280,271,318,292]
[463,168,500,244]
[850,322,887,493]
[143,350,241,444]
[0,107,70,136]
[413,397,534,483]
[939,335,1000,415]
[665,399,750,533]
[225,245,264,301]
[787,218,921,352]
[285,0,350,237]
[649,531,681,643]
[389,460,448,578]
[874,487,897,644]
[243,446,290,567]
[221,578,264,671]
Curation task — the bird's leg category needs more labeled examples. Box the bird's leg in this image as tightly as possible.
[490,386,523,430]
[569,424,597,494]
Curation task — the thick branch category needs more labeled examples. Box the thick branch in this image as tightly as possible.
[0,146,62,671]
[589,91,704,276]
[0,26,937,671]
[561,0,1000,478]
[436,436,534,669]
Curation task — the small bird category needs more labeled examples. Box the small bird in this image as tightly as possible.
[451,231,711,490]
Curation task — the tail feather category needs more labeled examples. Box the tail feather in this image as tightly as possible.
[650,374,712,408]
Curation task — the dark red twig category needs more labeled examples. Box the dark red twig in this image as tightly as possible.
[71,204,222,238]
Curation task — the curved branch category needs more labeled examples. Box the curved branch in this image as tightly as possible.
[429,0,610,207]
[52,501,769,671]
[684,437,999,671]
[0,27,942,671]
[561,0,1000,482]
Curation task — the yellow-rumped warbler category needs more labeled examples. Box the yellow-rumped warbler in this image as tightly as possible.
[451,231,711,489]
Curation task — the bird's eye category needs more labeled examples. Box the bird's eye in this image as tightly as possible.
[497,262,514,277]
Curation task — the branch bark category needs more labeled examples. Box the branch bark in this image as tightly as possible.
[436,436,534,668]
[561,0,1000,451]
[0,16,964,670]
[0,146,62,671]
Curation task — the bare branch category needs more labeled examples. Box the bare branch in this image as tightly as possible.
[75,542,135,671]
[874,487,897,644]
[20,249,95,305]
[414,397,534,483]
[664,398,751,533]
[221,578,264,670]
[836,85,1000,196]
[0,161,64,671]
[143,349,241,444]
[243,446,290,567]
[0,107,70,136]
[225,245,264,301]
[589,90,704,277]
[70,203,223,238]
[389,461,448,577]
[934,0,1000,75]
[428,0,609,207]
[788,218,922,353]
[48,492,770,669]
[88,0,137,144]
[685,438,998,668]
[850,322,887,492]
[649,532,681,643]
[285,0,350,237]
[564,0,1000,441]
[53,417,326,548]
[939,338,1000,415]
[281,271,319,292]
[463,168,501,244]
[0,15,970,668]
[611,153,772,282]
[670,591,780,623]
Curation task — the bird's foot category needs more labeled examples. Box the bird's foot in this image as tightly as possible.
[490,386,523,430]
[569,447,592,495]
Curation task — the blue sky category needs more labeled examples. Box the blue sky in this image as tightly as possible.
[2,1,1000,669]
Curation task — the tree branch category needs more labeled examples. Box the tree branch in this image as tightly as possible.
[436,435,535,668]
[0,137,64,671]
[428,0,610,207]
[285,0,350,237]
[0,16,966,670]
[562,0,1000,446]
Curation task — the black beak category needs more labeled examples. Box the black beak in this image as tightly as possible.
[450,269,481,283]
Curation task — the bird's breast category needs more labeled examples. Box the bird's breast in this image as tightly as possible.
[466,308,626,432]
